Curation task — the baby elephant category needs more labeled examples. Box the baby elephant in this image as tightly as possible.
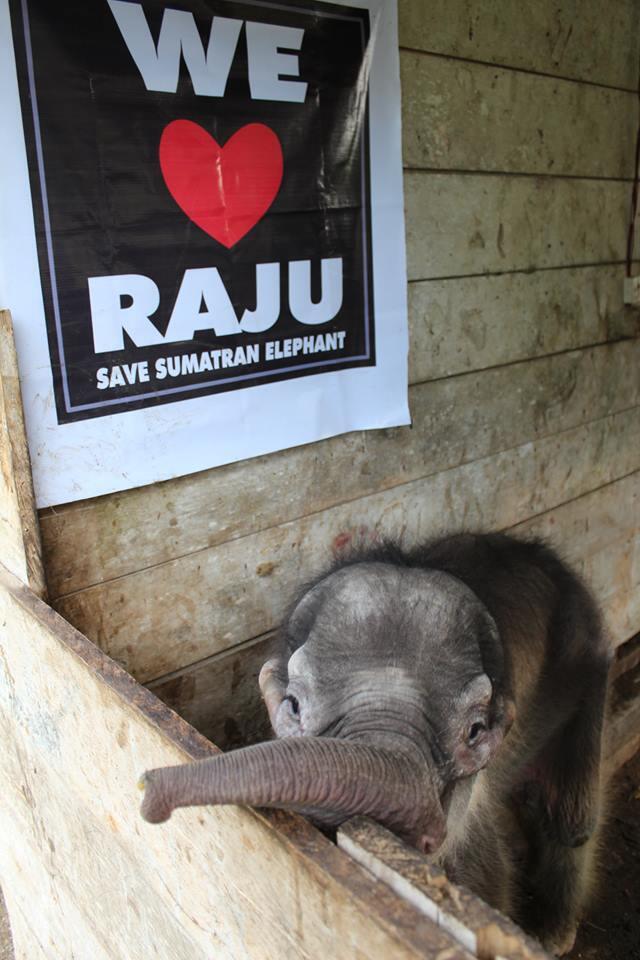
[141,533,611,955]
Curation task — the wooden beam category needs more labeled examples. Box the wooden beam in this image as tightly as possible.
[408,265,638,384]
[398,0,640,91]
[607,699,640,771]
[611,635,640,682]
[606,634,640,770]
[0,563,473,960]
[401,52,637,178]
[405,174,639,281]
[54,431,640,683]
[147,633,275,747]
[0,310,46,599]
[339,819,553,960]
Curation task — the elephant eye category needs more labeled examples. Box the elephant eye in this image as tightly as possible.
[467,721,486,745]
[284,694,300,718]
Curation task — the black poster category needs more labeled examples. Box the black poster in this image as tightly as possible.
[9,0,374,423]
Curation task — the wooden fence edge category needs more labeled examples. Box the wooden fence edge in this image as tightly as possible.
[0,309,46,599]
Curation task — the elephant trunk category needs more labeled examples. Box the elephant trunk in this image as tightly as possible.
[140,737,444,849]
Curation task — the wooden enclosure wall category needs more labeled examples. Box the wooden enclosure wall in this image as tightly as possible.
[0,561,481,960]
[38,1,640,711]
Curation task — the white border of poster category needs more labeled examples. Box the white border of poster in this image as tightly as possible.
[0,0,409,508]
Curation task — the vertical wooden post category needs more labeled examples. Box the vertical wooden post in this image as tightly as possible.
[0,309,46,598]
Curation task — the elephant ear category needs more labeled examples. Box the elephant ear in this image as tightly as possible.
[450,673,515,777]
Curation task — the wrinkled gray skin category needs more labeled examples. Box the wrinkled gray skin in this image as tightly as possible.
[141,534,610,956]
[259,564,513,852]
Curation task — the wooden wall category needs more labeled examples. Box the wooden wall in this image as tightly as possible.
[38,1,640,713]
[0,562,476,960]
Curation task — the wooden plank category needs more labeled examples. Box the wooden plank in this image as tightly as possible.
[0,840,115,960]
[408,264,638,384]
[611,634,640,682]
[55,403,640,682]
[339,819,552,960]
[0,752,228,959]
[607,634,640,770]
[0,310,45,598]
[0,564,473,960]
[398,0,640,91]
[581,534,640,647]
[1,898,49,960]
[147,633,275,751]
[513,472,639,568]
[42,339,640,600]
[0,891,13,960]
[607,698,640,771]
[513,472,640,644]
[405,174,639,281]
[401,51,637,178]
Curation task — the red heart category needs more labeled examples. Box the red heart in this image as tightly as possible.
[159,120,283,248]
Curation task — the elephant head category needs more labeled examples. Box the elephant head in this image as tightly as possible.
[140,561,515,854]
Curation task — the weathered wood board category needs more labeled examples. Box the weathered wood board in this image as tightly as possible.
[405,174,640,281]
[54,418,640,682]
[398,0,640,90]
[401,51,638,177]
[147,633,276,751]
[0,311,45,599]
[513,475,640,644]
[339,819,553,960]
[408,265,639,384]
[0,563,474,960]
[608,637,640,770]
[513,472,640,561]
[42,339,640,599]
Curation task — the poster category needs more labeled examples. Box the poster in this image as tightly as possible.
[0,0,409,507]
